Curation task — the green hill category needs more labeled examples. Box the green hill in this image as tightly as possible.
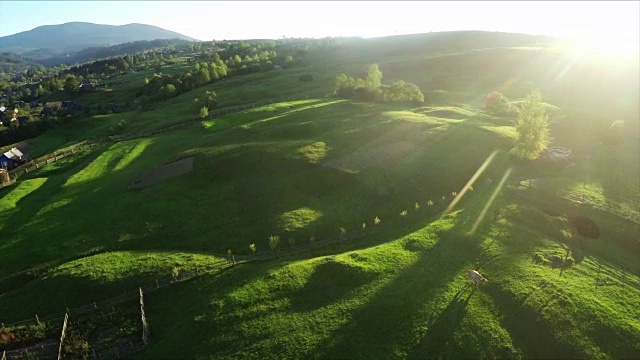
[0,22,197,54]
[0,31,638,359]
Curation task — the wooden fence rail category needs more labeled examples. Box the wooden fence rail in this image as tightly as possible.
[1,93,325,192]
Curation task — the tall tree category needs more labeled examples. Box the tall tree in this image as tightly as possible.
[365,64,383,88]
[513,89,550,160]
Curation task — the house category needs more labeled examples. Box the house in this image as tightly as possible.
[78,81,98,91]
[61,100,83,112]
[45,101,63,110]
[0,147,29,170]
[548,146,573,162]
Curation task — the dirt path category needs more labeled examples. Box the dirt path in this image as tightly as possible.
[129,157,194,189]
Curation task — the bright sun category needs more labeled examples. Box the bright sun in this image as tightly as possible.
[570,33,640,58]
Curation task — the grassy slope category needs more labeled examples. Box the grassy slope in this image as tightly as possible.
[1,33,639,359]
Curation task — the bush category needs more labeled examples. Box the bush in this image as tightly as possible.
[299,74,313,82]
[484,91,512,116]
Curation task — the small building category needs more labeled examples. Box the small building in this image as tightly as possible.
[548,147,573,162]
[78,82,98,91]
[0,147,29,170]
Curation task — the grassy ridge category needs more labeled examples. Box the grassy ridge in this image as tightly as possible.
[1,98,638,359]
[1,32,639,359]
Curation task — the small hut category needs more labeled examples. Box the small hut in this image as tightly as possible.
[548,146,573,162]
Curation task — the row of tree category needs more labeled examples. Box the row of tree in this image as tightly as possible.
[138,56,229,104]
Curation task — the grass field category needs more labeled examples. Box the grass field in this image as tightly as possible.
[1,32,638,359]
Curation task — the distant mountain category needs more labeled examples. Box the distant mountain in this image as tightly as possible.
[0,22,198,54]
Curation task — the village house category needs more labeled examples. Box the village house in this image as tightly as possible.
[78,80,98,91]
[0,147,30,170]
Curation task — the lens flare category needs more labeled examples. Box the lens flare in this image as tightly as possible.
[443,150,499,216]
[469,167,513,235]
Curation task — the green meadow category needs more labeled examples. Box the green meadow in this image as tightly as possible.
[1,32,638,359]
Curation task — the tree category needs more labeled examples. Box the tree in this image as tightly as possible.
[199,106,209,119]
[64,75,79,93]
[203,90,218,108]
[365,64,383,88]
[513,89,550,160]
[484,91,511,116]
[268,235,280,257]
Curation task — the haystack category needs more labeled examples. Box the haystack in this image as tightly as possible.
[0,169,9,184]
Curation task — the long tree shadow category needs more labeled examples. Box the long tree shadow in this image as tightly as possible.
[405,285,473,360]
[485,282,587,359]
[310,219,484,359]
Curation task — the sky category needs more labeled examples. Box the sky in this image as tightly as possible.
[0,1,638,51]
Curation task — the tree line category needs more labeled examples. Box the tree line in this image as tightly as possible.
[334,64,425,104]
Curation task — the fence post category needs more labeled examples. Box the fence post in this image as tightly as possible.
[139,288,150,345]
[57,312,69,360]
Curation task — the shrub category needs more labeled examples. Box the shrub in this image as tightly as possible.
[268,235,281,252]
[484,91,512,115]
[171,266,180,279]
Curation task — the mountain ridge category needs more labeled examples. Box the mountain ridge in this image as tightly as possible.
[0,22,198,54]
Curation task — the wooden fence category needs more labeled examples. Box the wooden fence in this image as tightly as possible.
[1,92,326,191]
[1,200,451,359]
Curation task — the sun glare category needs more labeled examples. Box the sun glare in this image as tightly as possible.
[569,33,640,58]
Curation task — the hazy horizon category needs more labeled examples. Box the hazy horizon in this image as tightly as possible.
[0,1,638,54]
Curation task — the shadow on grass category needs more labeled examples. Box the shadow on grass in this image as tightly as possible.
[406,284,473,360]
[310,222,483,359]
[291,257,379,313]
[485,283,587,359]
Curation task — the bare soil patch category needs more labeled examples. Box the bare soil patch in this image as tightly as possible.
[129,157,194,189]
[570,215,600,239]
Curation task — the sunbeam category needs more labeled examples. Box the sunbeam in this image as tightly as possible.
[443,150,499,216]
[469,167,513,235]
